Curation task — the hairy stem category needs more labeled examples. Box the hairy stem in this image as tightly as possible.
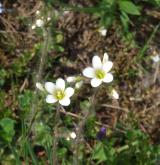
[52,104,61,165]
[27,27,51,137]
[73,88,98,165]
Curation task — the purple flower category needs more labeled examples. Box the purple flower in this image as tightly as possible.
[97,127,106,141]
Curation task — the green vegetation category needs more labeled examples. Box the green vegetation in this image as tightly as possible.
[0,0,160,164]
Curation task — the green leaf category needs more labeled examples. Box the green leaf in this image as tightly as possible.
[56,34,63,43]
[92,143,107,162]
[119,1,140,15]
[26,141,38,165]
[80,100,91,111]
[0,118,15,143]
[54,45,65,52]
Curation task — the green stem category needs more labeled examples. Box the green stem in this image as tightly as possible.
[136,23,160,62]
[73,88,98,165]
[27,27,51,138]
[52,104,61,165]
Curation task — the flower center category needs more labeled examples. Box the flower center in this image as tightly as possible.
[95,69,105,79]
[54,89,65,100]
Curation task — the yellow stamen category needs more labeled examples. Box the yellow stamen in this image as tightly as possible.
[95,69,105,79]
[54,89,65,100]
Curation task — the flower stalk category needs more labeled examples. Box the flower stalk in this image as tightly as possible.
[52,104,61,165]
[73,88,98,165]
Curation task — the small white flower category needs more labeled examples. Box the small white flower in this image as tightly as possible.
[63,10,70,15]
[75,81,83,89]
[98,27,107,36]
[31,25,36,29]
[66,76,76,83]
[47,17,51,21]
[45,78,74,106]
[83,55,113,87]
[36,19,44,27]
[103,52,109,64]
[111,89,119,100]
[70,132,76,139]
[151,55,160,63]
[36,10,40,15]
[36,82,45,91]
[66,137,70,141]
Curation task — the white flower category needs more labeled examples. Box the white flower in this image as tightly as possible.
[36,10,40,15]
[98,27,107,36]
[45,78,74,106]
[31,25,36,29]
[70,132,76,139]
[36,19,44,27]
[151,55,160,63]
[111,89,119,99]
[75,81,83,89]
[36,82,44,91]
[66,76,76,83]
[47,17,51,21]
[66,137,70,141]
[63,10,70,16]
[103,52,109,64]
[82,55,113,87]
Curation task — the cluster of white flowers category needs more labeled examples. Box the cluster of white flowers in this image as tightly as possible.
[66,132,77,141]
[32,19,44,29]
[31,10,51,29]
[36,53,118,106]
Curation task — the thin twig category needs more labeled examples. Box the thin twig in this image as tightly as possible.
[144,101,160,111]
[59,108,110,128]
[101,104,129,112]
[153,62,159,83]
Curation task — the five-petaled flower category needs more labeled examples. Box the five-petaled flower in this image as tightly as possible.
[82,54,113,87]
[44,78,74,106]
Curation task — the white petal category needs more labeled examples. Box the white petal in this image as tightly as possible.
[91,78,102,87]
[36,19,44,27]
[103,73,113,83]
[103,52,109,64]
[31,25,36,29]
[70,132,76,139]
[75,81,83,89]
[98,27,107,36]
[36,82,44,91]
[59,97,70,106]
[56,78,65,90]
[100,29,107,36]
[151,55,160,63]
[82,67,95,78]
[111,89,119,99]
[65,87,75,97]
[66,76,76,83]
[45,82,56,94]
[102,61,113,73]
[46,95,57,104]
[92,56,102,69]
